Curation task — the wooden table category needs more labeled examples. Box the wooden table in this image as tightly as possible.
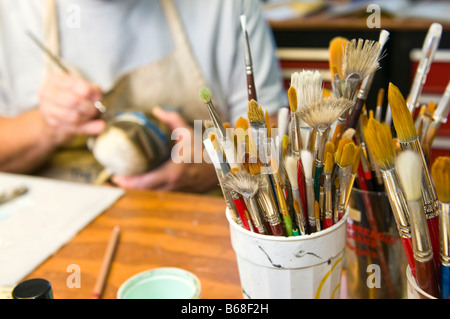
[25,189,242,299]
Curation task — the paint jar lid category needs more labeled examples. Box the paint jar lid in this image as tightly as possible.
[12,278,53,299]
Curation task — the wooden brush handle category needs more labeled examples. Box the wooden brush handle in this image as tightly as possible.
[247,74,257,101]
[427,215,442,276]
[415,258,439,298]
[346,97,365,130]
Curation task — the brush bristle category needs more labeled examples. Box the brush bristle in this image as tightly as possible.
[284,155,299,188]
[335,138,353,164]
[329,37,348,79]
[431,156,450,203]
[342,38,381,80]
[324,141,335,157]
[222,170,260,198]
[297,97,353,130]
[363,118,396,170]
[340,142,356,167]
[300,150,313,180]
[236,117,249,131]
[288,86,298,112]
[388,82,417,142]
[324,152,334,174]
[199,87,211,104]
[352,145,362,174]
[291,70,323,109]
[342,128,356,140]
[395,150,422,201]
[247,99,265,124]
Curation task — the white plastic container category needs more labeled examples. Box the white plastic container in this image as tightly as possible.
[406,265,437,299]
[226,208,349,299]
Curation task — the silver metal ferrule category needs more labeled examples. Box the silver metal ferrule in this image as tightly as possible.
[381,169,411,239]
[243,196,266,235]
[324,174,333,221]
[408,198,434,263]
[336,165,352,222]
[305,178,316,229]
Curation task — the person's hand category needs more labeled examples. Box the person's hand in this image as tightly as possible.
[112,107,218,192]
[38,72,106,145]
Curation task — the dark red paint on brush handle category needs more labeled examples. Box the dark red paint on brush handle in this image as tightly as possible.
[415,258,439,298]
[427,215,441,277]
[346,97,365,130]
[247,74,257,101]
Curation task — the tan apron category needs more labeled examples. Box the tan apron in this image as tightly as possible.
[36,0,212,183]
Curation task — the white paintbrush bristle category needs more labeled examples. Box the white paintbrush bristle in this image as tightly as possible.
[284,155,299,189]
[291,70,323,110]
[300,150,313,180]
[222,170,260,198]
[342,38,381,80]
[395,150,423,201]
[297,96,354,130]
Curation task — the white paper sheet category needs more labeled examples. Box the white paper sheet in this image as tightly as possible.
[0,173,124,286]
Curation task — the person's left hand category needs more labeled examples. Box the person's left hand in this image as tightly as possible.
[111,107,218,193]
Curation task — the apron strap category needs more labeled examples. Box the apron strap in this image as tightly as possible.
[159,0,207,93]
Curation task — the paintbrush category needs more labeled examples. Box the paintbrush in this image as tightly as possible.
[335,142,356,222]
[342,38,382,103]
[200,87,227,141]
[288,86,302,156]
[203,136,242,228]
[407,23,442,113]
[265,139,294,236]
[301,149,317,232]
[247,100,285,221]
[389,82,441,273]
[344,144,362,210]
[26,30,107,114]
[247,99,268,158]
[375,88,385,122]
[243,152,286,237]
[422,80,450,159]
[285,155,307,235]
[329,37,350,147]
[431,156,450,298]
[328,36,348,99]
[209,132,254,232]
[297,96,354,208]
[363,118,416,278]
[345,31,388,130]
[222,170,266,235]
[396,150,439,298]
[240,15,257,101]
[322,151,334,229]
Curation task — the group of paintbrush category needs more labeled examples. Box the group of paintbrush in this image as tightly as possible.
[200,84,361,237]
[362,82,450,299]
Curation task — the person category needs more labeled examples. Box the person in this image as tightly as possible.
[0,0,287,193]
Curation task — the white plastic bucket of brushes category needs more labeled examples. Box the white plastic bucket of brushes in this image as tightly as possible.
[226,208,349,299]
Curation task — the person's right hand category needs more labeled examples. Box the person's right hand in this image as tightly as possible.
[38,72,106,145]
